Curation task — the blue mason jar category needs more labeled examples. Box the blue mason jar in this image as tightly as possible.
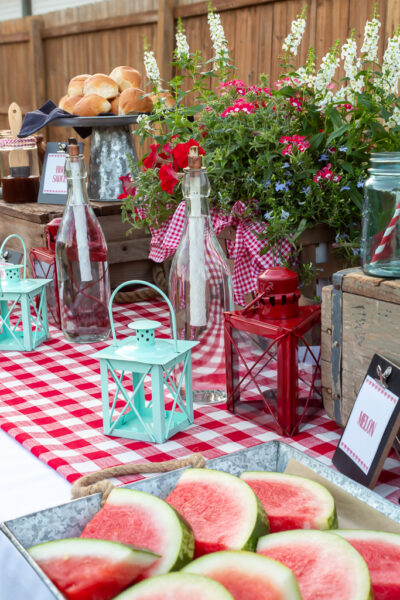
[362,152,400,277]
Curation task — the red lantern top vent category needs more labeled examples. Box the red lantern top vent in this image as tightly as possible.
[243,266,301,320]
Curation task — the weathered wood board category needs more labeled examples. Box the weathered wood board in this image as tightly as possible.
[322,268,400,426]
[0,200,153,289]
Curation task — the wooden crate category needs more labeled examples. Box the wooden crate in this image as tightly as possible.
[0,200,154,289]
[322,267,400,427]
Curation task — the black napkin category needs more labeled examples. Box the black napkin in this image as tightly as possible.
[18,100,112,139]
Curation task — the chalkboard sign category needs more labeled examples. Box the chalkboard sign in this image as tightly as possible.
[333,354,400,488]
[38,141,83,205]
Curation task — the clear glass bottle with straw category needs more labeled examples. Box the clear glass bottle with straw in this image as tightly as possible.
[56,138,111,342]
[169,146,233,403]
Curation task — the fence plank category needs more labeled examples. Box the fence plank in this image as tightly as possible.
[28,17,46,111]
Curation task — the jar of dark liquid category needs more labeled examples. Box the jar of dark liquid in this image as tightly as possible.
[0,136,40,203]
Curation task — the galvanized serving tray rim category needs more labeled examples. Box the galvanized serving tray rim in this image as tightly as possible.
[2,440,400,600]
[51,115,142,127]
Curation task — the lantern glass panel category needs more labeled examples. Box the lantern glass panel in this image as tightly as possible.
[229,327,280,431]
[296,321,322,421]
[30,255,60,327]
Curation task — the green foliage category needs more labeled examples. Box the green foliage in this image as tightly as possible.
[122,8,400,262]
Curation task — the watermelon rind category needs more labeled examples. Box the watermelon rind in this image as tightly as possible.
[333,529,400,597]
[241,471,338,531]
[182,550,302,600]
[113,572,235,599]
[28,537,158,565]
[257,529,373,600]
[81,488,194,574]
[28,538,159,599]
[167,468,269,553]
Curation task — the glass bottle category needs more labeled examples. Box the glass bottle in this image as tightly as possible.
[362,152,400,277]
[56,138,111,342]
[169,146,233,404]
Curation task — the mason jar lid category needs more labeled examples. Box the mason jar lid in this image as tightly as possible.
[0,136,37,150]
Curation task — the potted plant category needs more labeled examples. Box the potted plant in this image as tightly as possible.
[122,5,400,301]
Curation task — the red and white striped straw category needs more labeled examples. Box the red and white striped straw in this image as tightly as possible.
[370,197,400,263]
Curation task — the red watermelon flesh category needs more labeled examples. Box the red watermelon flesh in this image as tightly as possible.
[81,488,194,576]
[182,550,302,600]
[166,468,269,557]
[257,529,372,600]
[334,529,400,600]
[241,471,338,533]
[28,538,158,600]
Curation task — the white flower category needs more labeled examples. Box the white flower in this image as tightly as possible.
[361,17,381,62]
[208,10,229,66]
[175,27,189,60]
[382,33,400,95]
[144,50,161,91]
[318,90,334,111]
[341,37,363,93]
[296,66,315,88]
[136,114,153,134]
[313,48,339,97]
[282,16,306,56]
[387,106,400,129]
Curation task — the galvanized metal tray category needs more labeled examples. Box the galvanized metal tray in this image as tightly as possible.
[2,440,400,599]
[51,115,141,128]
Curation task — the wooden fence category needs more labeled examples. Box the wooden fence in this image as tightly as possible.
[1,0,400,142]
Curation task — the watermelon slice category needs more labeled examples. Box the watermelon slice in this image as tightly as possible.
[182,550,302,600]
[241,471,338,533]
[113,572,234,600]
[166,468,269,557]
[81,488,194,576]
[334,529,400,600]
[257,529,373,600]
[28,537,158,600]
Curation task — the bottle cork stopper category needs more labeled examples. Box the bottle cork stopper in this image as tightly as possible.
[187,146,202,169]
[67,137,80,156]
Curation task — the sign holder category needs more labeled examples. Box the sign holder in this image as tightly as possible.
[38,141,83,205]
[333,353,400,488]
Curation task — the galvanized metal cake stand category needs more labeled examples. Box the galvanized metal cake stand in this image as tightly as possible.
[51,115,139,202]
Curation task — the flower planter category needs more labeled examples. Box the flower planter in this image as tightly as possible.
[297,224,350,300]
[218,223,350,305]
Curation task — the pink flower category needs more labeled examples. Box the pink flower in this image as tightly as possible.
[221,99,256,117]
[279,135,310,154]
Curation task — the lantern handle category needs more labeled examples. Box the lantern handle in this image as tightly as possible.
[0,234,27,278]
[109,280,178,352]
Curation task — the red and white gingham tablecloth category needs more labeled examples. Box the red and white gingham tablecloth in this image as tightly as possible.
[0,300,400,504]
[149,201,293,306]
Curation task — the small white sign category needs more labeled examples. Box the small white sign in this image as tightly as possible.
[339,375,399,474]
[42,153,67,195]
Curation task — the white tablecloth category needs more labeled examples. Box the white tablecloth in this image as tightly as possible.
[0,430,71,600]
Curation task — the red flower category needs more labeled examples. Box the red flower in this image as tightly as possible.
[143,143,161,170]
[172,139,205,170]
[159,164,179,194]
[119,175,136,196]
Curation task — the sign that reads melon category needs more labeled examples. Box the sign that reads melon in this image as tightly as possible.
[333,354,400,489]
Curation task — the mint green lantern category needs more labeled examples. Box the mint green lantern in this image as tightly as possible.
[93,280,199,444]
[0,234,51,351]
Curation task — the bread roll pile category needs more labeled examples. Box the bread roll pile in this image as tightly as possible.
[58,67,156,117]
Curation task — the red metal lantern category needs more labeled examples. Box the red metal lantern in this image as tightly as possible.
[29,218,62,328]
[224,267,322,436]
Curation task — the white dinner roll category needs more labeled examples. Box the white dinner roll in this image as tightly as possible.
[109,66,142,92]
[59,95,83,114]
[119,88,154,115]
[83,74,119,99]
[73,94,111,116]
[67,74,91,97]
